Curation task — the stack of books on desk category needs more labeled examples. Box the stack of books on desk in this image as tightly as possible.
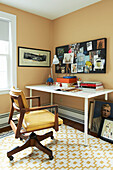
[55,76,77,88]
[80,81,104,91]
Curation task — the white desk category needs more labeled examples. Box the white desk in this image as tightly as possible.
[25,84,113,146]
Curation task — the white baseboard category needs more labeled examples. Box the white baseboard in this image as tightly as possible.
[0,112,18,129]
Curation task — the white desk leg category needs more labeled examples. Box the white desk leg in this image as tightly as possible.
[51,93,53,112]
[84,98,88,146]
[105,93,108,100]
[51,93,53,105]
[30,89,32,108]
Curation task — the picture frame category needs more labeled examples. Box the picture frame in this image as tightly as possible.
[90,100,113,135]
[18,46,51,67]
[88,101,94,130]
[98,118,113,144]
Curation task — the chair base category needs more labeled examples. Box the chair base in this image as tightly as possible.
[7,131,54,161]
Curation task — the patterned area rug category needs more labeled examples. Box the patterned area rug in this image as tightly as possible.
[0,124,113,170]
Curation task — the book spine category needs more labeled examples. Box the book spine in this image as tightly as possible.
[80,83,102,87]
[81,85,103,89]
[81,87,104,91]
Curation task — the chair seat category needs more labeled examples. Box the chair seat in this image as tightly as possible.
[17,109,63,132]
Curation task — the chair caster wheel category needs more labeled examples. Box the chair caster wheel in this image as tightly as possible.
[20,137,23,141]
[8,156,14,161]
[51,136,54,140]
[49,155,54,160]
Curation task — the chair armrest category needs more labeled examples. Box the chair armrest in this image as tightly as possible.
[26,96,40,106]
[24,104,58,112]
[26,96,40,100]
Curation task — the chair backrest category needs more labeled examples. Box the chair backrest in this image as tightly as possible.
[9,87,29,138]
[10,87,29,109]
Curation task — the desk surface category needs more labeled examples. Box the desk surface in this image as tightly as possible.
[25,84,113,99]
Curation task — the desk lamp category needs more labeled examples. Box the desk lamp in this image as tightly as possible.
[51,55,59,77]
[46,55,59,85]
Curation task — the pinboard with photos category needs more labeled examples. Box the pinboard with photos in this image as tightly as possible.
[55,38,107,74]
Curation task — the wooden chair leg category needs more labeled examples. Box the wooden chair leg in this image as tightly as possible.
[7,137,30,158]
[7,132,54,161]
[37,131,54,141]
[34,138,53,160]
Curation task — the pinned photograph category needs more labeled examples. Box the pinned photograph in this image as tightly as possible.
[97,39,105,49]
[63,53,74,64]
[87,41,92,51]
[68,44,75,53]
[61,67,65,74]
[79,47,84,54]
[71,63,77,73]
[57,48,64,60]
[57,48,64,56]
[94,56,105,70]
[77,65,84,72]
[85,61,92,73]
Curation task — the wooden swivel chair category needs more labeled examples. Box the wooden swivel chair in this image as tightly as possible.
[7,87,63,161]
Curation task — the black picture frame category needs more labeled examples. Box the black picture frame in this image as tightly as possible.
[98,118,113,144]
[18,46,51,67]
[90,99,113,135]
[55,38,107,74]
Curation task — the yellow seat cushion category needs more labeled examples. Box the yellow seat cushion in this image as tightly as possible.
[17,109,63,132]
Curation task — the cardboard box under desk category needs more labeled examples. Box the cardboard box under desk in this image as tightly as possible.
[57,78,77,83]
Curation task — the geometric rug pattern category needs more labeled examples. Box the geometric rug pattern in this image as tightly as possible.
[0,124,113,170]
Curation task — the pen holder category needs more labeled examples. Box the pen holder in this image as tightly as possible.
[77,81,82,87]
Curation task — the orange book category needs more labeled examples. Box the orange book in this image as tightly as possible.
[57,78,77,83]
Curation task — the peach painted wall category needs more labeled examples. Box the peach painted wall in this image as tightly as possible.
[52,0,113,110]
[0,3,52,114]
[0,0,113,114]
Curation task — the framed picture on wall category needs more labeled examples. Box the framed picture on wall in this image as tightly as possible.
[18,46,51,67]
[98,118,113,144]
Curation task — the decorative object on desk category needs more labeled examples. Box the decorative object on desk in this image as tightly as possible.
[80,81,104,91]
[51,55,59,77]
[46,73,54,86]
[98,118,113,144]
[90,100,113,135]
[55,38,106,74]
[77,78,82,87]
[18,46,51,67]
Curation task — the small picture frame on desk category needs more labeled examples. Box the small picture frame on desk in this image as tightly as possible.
[90,100,113,135]
[98,118,113,144]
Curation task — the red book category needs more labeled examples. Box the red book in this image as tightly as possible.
[80,83,102,87]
